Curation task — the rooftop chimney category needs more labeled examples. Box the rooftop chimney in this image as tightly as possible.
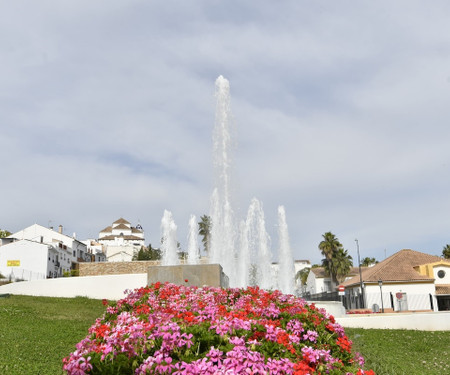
[58,225,63,234]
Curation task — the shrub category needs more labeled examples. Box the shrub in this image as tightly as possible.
[63,283,374,374]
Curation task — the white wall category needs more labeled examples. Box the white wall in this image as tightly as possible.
[363,282,436,311]
[336,311,450,331]
[434,264,450,284]
[0,240,48,280]
[0,273,148,300]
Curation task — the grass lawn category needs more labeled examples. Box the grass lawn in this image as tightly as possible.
[346,328,450,375]
[0,294,105,375]
[0,294,449,374]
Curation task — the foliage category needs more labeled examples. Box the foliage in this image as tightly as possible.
[198,215,211,254]
[63,269,80,277]
[319,232,353,284]
[295,268,310,286]
[63,283,373,374]
[442,244,450,259]
[133,245,162,261]
[0,295,105,375]
[0,229,11,238]
[361,257,378,267]
[346,328,450,375]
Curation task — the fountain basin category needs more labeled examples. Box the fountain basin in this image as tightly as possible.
[147,264,229,288]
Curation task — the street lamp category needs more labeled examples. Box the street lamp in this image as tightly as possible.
[378,279,384,313]
[355,239,365,308]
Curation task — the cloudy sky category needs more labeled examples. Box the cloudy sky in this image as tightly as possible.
[2,1,450,264]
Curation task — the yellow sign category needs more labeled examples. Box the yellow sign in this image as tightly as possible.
[7,260,20,267]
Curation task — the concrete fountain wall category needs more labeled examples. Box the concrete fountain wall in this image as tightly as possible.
[147,264,229,288]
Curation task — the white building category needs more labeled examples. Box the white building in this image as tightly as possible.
[98,218,145,262]
[82,239,107,263]
[271,259,311,294]
[0,224,89,280]
[342,249,450,312]
[305,266,362,295]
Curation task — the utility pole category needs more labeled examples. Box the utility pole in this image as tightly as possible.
[355,239,365,308]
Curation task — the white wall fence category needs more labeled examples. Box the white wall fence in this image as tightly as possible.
[336,311,450,331]
[0,273,148,300]
[364,292,437,312]
[3,268,46,281]
[306,291,439,312]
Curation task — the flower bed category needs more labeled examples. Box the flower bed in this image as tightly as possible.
[63,282,374,374]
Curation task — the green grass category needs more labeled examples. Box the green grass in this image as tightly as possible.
[346,328,450,375]
[0,295,449,375]
[0,294,105,375]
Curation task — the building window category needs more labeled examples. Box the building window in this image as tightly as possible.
[437,270,446,279]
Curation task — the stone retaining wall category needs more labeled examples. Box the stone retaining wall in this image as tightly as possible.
[79,261,161,276]
[79,259,210,276]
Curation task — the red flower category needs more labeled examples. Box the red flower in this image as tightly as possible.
[184,279,189,283]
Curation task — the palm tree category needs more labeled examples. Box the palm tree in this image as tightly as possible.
[295,268,311,286]
[443,244,450,259]
[361,257,377,267]
[319,232,342,264]
[328,248,353,284]
[0,229,11,238]
[319,232,352,285]
[198,215,211,255]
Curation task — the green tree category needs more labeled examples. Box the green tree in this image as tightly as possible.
[132,245,161,261]
[361,257,377,266]
[0,229,11,238]
[198,215,211,254]
[322,248,353,284]
[442,244,450,259]
[295,268,311,286]
[319,232,353,285]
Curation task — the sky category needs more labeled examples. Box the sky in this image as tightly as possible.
[2,1,450,265]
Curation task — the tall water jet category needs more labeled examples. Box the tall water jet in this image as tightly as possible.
[277,206,295,294]
[207,75,297,292]
[187,214,200,264]
[160,210,179,266]
[237,198,274,289]
[209,75,237,284]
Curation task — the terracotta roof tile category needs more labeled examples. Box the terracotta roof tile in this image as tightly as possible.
[99,226,112,233]
[113,223,130,230]
[113,218,131,225]
[342,249,448,287]
[99,235,144,241]
[436,284,450,295]
[311,266,365,279]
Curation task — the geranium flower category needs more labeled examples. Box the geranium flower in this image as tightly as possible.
[63,283,374,374]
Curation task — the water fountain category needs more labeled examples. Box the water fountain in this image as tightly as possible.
[157,75,296,294]
[209,76,295,294]
[160,210,179,266]
[187,215,200,264]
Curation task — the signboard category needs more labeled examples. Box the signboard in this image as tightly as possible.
[7,260,20,267]
[338,285,345,296]
[396,292,403,300]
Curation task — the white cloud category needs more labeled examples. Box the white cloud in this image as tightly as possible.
[2,1,450,265]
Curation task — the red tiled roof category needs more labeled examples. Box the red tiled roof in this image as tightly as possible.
[436,284,450,295]
[311,266,364,279]
[342,249,448,287]
[99,226,112,233]
[113,223,131,230]
[99,235,144,241]
[113,218,131,225]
